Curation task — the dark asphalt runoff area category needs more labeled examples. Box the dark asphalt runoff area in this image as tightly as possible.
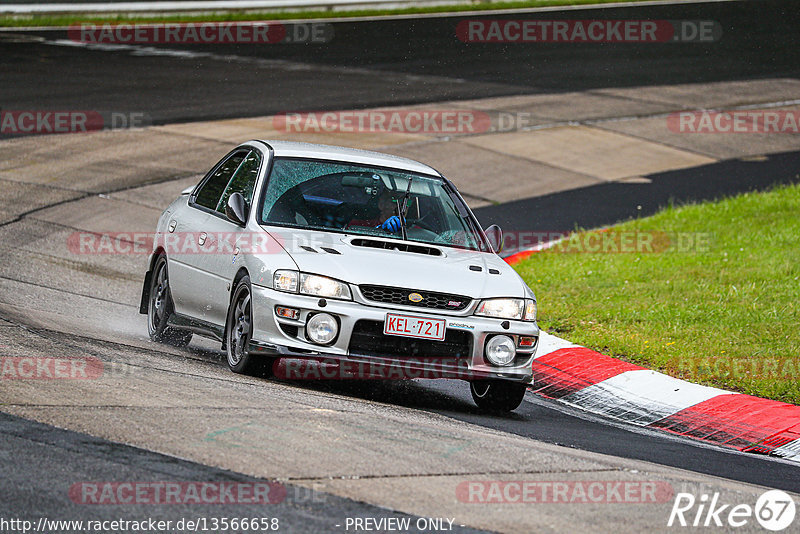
[473,149,800,234]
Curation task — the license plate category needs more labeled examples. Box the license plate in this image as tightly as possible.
[384,313,446,341]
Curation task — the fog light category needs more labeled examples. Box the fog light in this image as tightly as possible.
[485,335,516,366]
[275,306,299,320]
[306,313,338,345]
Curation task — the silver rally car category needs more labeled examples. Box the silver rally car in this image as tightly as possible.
[140,140,539,411]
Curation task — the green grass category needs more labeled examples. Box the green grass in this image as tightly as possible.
[0,0,658,27]
[514,183,800,404]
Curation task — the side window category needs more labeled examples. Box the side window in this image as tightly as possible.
[216,150,261,214]
[193,151,247,210]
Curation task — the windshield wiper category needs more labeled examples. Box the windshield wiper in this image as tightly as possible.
[397,177,413,241]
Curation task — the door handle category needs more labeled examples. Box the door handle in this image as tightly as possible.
[198,232,207,246]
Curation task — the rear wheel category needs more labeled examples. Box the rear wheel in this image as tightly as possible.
[147,255,192,347]
[226,276,273,376]
[470,380,527,412]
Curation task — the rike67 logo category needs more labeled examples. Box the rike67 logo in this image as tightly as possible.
[668,490,796,531]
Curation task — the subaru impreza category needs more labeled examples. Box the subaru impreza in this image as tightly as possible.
[140,140,539,411]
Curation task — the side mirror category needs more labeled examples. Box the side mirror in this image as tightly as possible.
[225,192,249,227]
[485,224,503,253]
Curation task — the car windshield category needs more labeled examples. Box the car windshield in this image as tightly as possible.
[259,158,487,251]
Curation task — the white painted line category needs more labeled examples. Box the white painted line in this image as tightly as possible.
[0,0,739,16]
[35,35,463,85]
[560,369,731,426]
[773,438,800,462]
[0,0,399,14]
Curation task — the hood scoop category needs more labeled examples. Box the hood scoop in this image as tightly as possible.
[299,245,341,254]
[350,238,442,257]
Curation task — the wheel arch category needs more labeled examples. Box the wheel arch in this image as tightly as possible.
[222,267,251,349]
[139,247,167,314]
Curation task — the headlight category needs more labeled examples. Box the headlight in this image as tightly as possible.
[474,298,537,321]
[273,270,298,292]
[300,274,352,300]
[273,271,352,300]
[475,298,524,320]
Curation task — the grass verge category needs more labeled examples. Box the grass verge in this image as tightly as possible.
[1,0,660,28]
[513,183,800,404]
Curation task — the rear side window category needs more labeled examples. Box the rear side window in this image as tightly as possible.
[193,151,247,210]
[216,150,261,214]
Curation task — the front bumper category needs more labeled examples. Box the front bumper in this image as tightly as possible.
[248,284,537,382]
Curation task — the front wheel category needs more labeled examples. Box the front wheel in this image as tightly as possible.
[470,380,527,412]
[147,254,192,347]
[226,276,273,376]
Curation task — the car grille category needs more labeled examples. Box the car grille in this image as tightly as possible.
[348,320,472,360]
[359,285,471,311]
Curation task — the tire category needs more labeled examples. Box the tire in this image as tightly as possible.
[226,276,273,376]
[147,254,192,347]
[470,380,527,412]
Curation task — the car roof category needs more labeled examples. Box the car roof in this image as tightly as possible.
[254,140,442,177]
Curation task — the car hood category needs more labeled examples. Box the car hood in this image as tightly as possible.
[263,228,529,299]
